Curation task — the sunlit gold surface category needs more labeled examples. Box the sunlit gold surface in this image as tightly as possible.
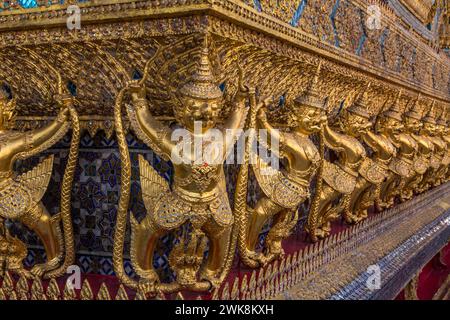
[0,88,78,279]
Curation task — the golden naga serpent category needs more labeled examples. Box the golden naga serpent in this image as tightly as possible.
[236,90,262,268]
[306,127,326,243]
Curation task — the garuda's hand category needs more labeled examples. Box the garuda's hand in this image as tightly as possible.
[128,80,147,101]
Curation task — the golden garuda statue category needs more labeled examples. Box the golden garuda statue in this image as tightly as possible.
[113,43,252,295]
[416,102,445,193]
[344,90,399,223]
[0,84,79,279]
[440,112,450,183]
[402,95,433,198]
[306,84,372,241]
[432,109,449,187]
[374,91,414,210]
[239,63,326,268]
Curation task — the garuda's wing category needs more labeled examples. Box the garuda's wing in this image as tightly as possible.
[138,155,170,214]
[252,155,279,197]
[252,156,308,209]
[0,155,53,220]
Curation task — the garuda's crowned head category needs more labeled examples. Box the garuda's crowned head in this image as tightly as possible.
[422,101,437,136]
[290,62,327,135]
[404,94,423,133]
[177,46,223,132]
[376,90,404,136]
[0,86,16,131]
[341,83,372,137]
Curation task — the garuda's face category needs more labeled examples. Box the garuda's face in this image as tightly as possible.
[377,116,403,135]
[404,117,421,133]
[423,122,436,136]
[179,96,223,132]
[343,112,371,137]
[293,104,326,134]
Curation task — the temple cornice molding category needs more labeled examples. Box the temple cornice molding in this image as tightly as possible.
[0,0,449,118]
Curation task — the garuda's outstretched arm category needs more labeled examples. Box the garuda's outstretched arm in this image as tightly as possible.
[323,123,344,151]
[129,83,174,160]
[13,96,72,160]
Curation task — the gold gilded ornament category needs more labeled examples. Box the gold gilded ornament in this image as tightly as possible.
[240,62,326,267]
[416,102,445,193]
[345,92,399,222]
[113,38,251,295]
[0,73,79,279]
[378,92,419,205]
[431,108,449,186]
[306,83,372,241]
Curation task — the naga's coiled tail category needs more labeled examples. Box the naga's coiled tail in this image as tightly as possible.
[306,128,325,243]
[46,105,80,278]
[237,90,260,268]
[112,88,139,289]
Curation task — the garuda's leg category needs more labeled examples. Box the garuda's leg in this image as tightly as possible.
[264,209,297,264]
[345,178,370,224]
[309,183,341,240]
[130,215,162,285]
[21,202,63,277]
[379,173,398,209]
[245,197,282,265]
[201,220,232,288]
[405,173,423,197]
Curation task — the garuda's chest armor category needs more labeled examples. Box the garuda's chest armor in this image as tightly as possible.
[139,156,232,231]
[355,133,394,184]
[174,162,220,192]
[389,133,417,178]
[253,132,319,210]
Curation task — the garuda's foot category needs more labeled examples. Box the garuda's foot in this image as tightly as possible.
[200,270,223,290]
[246,250,271,267]
[30,257,61,278]
[265,240,285,263]
[314,227,331,240]
[137,275,160,298]
[169,231,207,288]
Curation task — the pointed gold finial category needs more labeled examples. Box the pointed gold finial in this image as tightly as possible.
[80,279,94,300]
[46,278,61,300]
[63,281,76,300]
[382,89,403,121]
[405,93,423,120]
[31,278,46,300]
[96,283,111,300]
[115,285,129,300]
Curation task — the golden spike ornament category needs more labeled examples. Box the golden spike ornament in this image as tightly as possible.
[113,39,251,294]
[241,62,326,267]
[0,69,79,279]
